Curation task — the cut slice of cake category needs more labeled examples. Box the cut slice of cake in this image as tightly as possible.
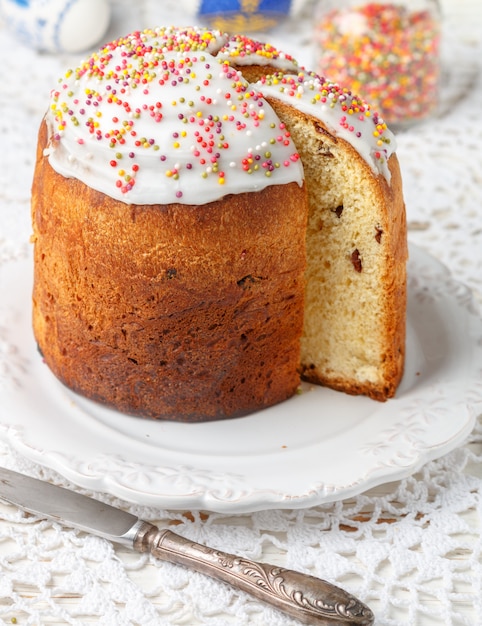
[260,73,407,400]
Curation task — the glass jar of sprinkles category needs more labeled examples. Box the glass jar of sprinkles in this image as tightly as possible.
[313,0,441,129]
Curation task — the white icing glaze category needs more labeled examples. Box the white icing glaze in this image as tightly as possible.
[46,27,303,206]
[46,26,396,206]
[217,34,299,70]
[256,71,397,181]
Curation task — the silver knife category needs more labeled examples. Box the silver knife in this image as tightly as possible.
[0,466,374,625]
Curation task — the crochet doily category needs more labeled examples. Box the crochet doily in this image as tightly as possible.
[1,1,482,624]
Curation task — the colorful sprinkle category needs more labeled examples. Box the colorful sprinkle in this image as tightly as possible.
[258,69,396,179]
[313,2,440,124]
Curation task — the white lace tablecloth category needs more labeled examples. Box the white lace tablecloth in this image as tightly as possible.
[1,1,482,624]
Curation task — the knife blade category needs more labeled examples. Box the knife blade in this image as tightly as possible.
[0,466,374,625]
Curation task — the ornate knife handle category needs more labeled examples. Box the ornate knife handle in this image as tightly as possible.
[134,523,374,625]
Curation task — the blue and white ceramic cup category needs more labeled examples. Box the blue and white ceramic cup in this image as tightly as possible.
[0,0,111,53]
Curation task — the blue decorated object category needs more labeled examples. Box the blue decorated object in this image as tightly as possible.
[197,0,293,32]
[0,0,111,53]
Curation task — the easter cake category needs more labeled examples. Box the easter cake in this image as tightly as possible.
[31,26,407,421]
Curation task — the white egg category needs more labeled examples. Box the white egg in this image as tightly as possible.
[0,0,112,54]
[57,0,111,53]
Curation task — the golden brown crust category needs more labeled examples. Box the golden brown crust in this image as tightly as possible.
[32,121,308,421]
[233,63,298,83]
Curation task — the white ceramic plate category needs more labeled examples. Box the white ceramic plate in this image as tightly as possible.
[1,244,482,513]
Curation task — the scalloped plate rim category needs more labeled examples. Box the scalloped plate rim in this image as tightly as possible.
[0,243,481,513]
